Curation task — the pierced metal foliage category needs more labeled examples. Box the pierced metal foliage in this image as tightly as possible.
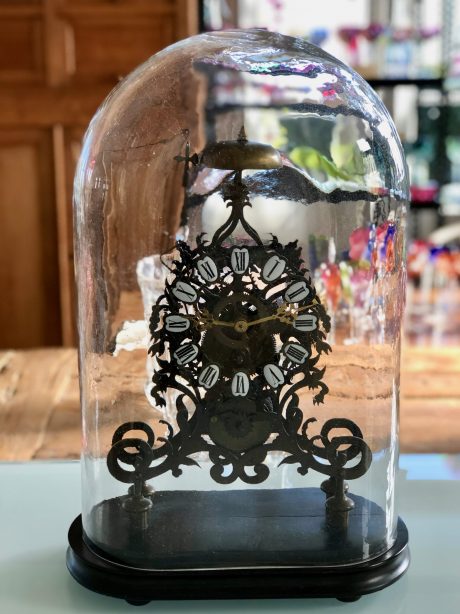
[108,161,371,490]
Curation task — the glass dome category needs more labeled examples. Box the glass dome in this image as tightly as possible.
[73,29,408,576]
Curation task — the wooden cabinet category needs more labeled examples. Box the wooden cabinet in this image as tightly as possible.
[0,128,60,348]
[0,0,198,348]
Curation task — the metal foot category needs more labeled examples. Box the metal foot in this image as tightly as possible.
[325,453,355,513]
[126,599,150,606]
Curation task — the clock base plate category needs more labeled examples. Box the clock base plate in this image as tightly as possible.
[67,488,409,604]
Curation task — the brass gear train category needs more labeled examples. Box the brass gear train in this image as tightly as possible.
[200,292,277,377]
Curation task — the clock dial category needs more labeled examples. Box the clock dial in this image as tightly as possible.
[282,342,309,365]
[285,281,310,303]
[263,364,284,388]
[231,372,250,397]
[150,233,331,456]
[197,256,218,282]
[173,343,199,365]
[293,314,317,332]
[172,281,197,303]
[165,314,190,332]
[153,239,328,395]
[198,364,220,389]
[262,255,286,282]
[231,248,249,274]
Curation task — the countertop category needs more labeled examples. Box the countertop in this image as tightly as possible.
[1,455,460,613]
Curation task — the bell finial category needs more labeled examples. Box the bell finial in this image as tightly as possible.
[201,126,281,171]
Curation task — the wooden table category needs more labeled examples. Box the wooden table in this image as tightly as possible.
[0,346,459,460]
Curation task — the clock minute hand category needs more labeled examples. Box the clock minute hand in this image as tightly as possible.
[193,300,318,331]
[243,303,293,328]
[211,320,236,328]
[244,309,286,328]
[296,300,318,313]
[245,300,317,328]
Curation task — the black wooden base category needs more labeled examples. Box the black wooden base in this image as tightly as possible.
[86,487,393,568]
[67,489,409,604]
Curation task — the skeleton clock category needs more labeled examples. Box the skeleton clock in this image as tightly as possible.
[67,30,410,605]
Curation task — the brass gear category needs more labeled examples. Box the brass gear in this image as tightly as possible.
[200,292,277,377]
[208,397,273,452]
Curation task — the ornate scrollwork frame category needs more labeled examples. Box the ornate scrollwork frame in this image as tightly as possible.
[107,139,372,511]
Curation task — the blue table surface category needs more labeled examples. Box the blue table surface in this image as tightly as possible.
[1,454,459,613]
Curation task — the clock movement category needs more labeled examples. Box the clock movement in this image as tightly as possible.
[67,29,410,604]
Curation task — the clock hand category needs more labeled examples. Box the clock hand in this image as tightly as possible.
[296,301,318,313]
[189,309,235,330]
[242,303,291,328]
[244,300,317,328]
[187,300,318,332]
[172,312,212,331]
[209,320,236,328]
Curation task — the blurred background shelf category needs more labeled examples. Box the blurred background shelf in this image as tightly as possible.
[1,0,460,350]
[1,0,459,459]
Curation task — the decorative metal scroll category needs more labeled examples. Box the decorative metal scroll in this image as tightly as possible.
[107,139,372,506]
[108,414,371,488]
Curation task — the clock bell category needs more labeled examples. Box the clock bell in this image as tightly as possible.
[68,29,409,604]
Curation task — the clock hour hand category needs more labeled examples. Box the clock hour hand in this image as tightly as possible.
[192,309,235,331]
[175,310,237,331]
[173,312,213,332]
